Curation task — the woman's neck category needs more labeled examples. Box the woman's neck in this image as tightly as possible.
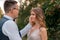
[32,22,40,29]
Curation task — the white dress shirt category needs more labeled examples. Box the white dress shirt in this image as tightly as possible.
[2,15,32,40]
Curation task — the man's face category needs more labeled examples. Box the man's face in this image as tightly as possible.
[11,3,19,19]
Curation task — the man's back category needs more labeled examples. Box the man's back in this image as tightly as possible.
[0,17,9,40]
[0,15,22,40]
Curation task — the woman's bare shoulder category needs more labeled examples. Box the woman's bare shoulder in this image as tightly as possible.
[40,27,47,32]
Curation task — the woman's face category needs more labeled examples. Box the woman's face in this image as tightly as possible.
[29,11,36,23]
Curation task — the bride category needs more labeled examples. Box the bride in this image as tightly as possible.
[27,7,48,40]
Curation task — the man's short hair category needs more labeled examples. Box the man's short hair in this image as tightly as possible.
[4,0,17,13]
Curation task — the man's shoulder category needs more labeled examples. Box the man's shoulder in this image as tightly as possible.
[3,20,16,25]
[2,20,18,30]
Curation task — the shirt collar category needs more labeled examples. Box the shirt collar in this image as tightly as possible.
[4,15,13,20]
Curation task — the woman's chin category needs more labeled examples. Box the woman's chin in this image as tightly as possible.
[31,21,35,25]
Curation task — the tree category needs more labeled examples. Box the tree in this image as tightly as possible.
[42,0,60,40]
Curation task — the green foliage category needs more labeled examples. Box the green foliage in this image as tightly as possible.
[17,0,60,40]
[42,0,60,40]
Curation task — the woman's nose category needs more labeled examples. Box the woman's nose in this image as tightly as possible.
[30,16,33,18]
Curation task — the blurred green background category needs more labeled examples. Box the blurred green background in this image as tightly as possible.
[0,0,60,40]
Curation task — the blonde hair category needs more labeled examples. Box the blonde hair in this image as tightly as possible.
[31,7,46,27]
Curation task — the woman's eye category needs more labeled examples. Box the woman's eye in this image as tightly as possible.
[31,14,35,15]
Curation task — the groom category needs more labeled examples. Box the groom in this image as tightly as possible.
[0,0,32,40]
